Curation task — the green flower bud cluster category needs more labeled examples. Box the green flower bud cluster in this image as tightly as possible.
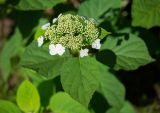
[44,14,100,52]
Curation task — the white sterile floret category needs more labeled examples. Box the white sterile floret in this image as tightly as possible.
[41,23,50,30]
[49,44,65,56]
[55,44,65,55]
[58,13,62,18]
[37,36,44,47]
[80,48,89,57]
[52,18,57,24]
[49,44,56,55]
[92,39,101,49]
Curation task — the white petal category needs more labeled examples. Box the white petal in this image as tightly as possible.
[92,43,101,49]
[41,23,50,30]
[95,39,100,43]
[37,36,44,47]
[49,49,57,55]
[55,44,65,56]
[92,39,101,49]
[58,13,62,18]
[52,18,57,24]
[49,44,56,50]
[49,44,57,55]
[92,43,97,49]
[55,44,63,48]
[80,48,89,57]
[57,49,65,56]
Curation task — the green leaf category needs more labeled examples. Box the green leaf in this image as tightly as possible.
[99,28,111,39]
[34,18,49,40]
[34,27,45,40]
[101,34,154,70]
[0,28,22,81]
[19,68,46,86]
[78,0,121,19]
[106,102,135,113]
[17,80,40,113]
[60,57,100,107]
[20,41,68,79]
[38,80,56,107]
[98,64,125,109]
[49,92,90,113]
[132,0,160,28]
[120,102,135,113]
[15,0,66,10]
[0,100,21,113]
[106,108,119,113]
[0,0,5,4]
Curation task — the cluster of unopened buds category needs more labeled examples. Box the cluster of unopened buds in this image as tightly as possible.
[37,13,101,57]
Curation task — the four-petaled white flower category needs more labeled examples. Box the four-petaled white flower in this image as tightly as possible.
[80,48,89,57]
[37,36,44,47]
[92,39,101,49]
[41,23,50,30]
[49,44,65,56]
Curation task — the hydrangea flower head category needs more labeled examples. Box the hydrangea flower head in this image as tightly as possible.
[38,14,102,57]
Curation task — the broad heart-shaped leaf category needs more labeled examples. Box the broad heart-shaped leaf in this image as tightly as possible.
[49,92,90,113]
[101,34,154,71]
[0,28,22,81]
[20,41,68,79]
[17,80,40,113]
[106,101,135,113]
[0,100,21,113]
[132,0,160,28]
[78,0,121,19]
[15,0,66,10]
[98,64,125,109]
[60,57,100,107]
